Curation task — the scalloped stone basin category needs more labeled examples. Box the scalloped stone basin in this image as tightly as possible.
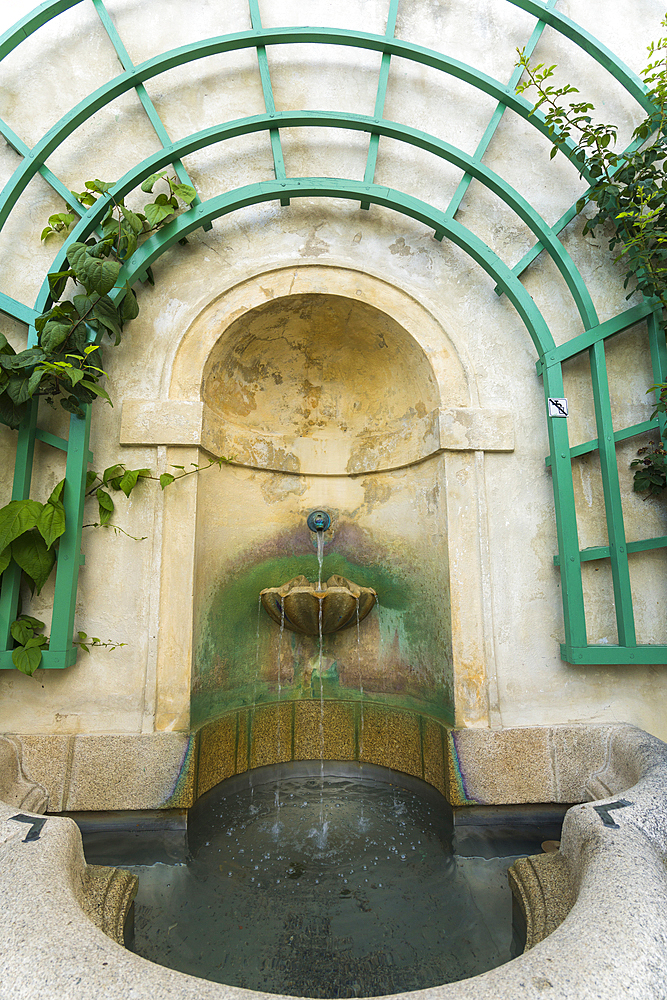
[260,574,377,634]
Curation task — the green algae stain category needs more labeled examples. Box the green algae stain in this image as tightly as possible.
[191,548,453,729]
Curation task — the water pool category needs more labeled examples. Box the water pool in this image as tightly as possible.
[80,763,563,997]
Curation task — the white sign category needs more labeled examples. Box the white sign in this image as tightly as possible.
[548,398,568,417]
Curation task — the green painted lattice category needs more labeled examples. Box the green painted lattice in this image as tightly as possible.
[0,0,664,669]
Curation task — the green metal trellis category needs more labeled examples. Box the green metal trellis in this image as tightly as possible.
[0,0,664,669]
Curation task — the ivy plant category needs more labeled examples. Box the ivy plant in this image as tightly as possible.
[516,19,667,496]
[0,172,224,675]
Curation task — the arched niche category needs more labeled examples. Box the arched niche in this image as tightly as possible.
[192,289,456,729]
[201,292,443,475]
[122,265,513,733]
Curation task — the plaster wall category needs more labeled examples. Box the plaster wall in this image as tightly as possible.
[0,0,666,741]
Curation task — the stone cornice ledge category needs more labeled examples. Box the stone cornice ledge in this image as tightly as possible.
[1,724,667,999]
[120,399,514,475]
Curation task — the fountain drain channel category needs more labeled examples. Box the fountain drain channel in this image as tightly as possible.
[81,762,564,998]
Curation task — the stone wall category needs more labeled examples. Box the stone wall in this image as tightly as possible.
[0,0,666,742]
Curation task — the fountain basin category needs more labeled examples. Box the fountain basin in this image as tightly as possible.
[3,724,667,1000]
[260,574,377,634]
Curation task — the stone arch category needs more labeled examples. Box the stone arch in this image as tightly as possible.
[117,264,514,731]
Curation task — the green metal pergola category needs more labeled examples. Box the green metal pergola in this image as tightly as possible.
[0,0,664,669]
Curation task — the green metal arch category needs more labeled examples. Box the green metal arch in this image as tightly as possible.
[0,0,651,113]
[0,0,663,671]
[0,28,613,232]
[36,112,597,335]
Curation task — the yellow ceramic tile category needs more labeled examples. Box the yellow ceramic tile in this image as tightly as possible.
[423,717,447,796]
[197,714,237,797]
[249,702,293,769]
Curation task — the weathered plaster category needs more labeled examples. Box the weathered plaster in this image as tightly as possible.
[0,0,666,742]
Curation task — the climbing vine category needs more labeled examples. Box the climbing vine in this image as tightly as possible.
[0,173,229,675]
[516,18,667,495]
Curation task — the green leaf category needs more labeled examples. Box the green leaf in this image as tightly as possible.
[0,499,43,552]
[47,269,75,300]
[0,545,10,575]
[79,380,112,404]
[18,615,45,630]
[119,468,150,498]
[0,333,15,357]
[96,488,114,525]
[68,243,121,296]
[40,319,73,353]
[171,182,197,204]
[141,171,168,193]
[37,498,66,548]
[144,200,175,227]
[120,205,144,234]
[49,479,65,503]
[7,376,34,406]
[73,293,97,318]
[11,529,56,594]
[85,178,113,194]
[0,348,44,371]
[91,296,122,341]
[12,644,43,676]
[85,256,122,296]
[121,287,139,322]
[27,368,47,396]
[159,473,175,489]
[25,633,48,647]
[60,395,85,418]
[0,392,28,429]
[103,464,125,485]
[11,619,33,645]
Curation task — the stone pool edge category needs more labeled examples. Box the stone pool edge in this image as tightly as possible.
[1,723,666,1000]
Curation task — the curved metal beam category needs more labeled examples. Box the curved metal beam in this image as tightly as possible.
[36,112,598,332]
[0,29,602,233]
[51,177,557,357]
[507,0,652,112]
[0,0,650,113]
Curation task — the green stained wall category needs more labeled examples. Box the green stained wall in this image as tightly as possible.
[191,468,453,730]
[191,293,454,732]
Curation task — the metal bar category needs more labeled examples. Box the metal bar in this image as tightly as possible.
[0,291,39,327]
[561,643,667,665]
[34,112,593,334]
[0,1,649,111]
[589,340,636,645]
[0,116,84,214]
[47,407,92,659]
[35,428,69,452]
[0,28,612,237]
[537,300,655,370]
[361,0,399,209]
[90,0,211,228]
[89,176,556,359]
[503,134,650,289]
[247,0,286,188]
[507,0,652,112]
[0,400,38,650]
[555,534,667,566]
[446,0,557,220]
[542,362,587,648]
[0,648,78,669]
[0,0,85,61]
[545,417,659,466]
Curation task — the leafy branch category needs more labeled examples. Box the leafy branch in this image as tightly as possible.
[0,171,213,674]
[0,174,196,430]
[3,455,233,675]
[516,19,667,496]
